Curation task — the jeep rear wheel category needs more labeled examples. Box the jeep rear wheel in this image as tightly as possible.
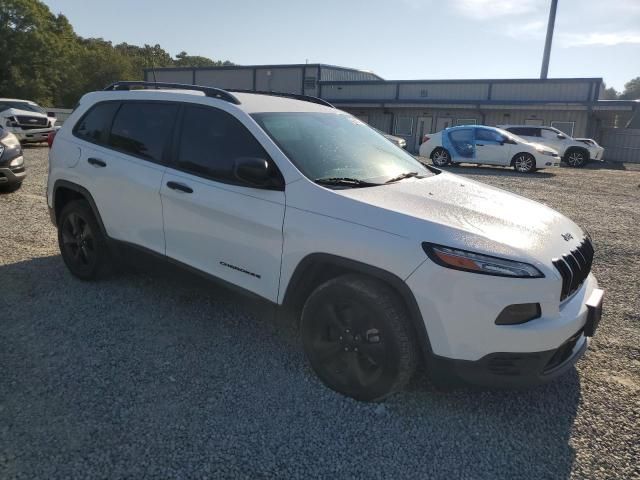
[58,200,111,280]
[301,274,418,402]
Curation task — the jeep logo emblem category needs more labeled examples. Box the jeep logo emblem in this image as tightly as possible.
[561,233,574,241]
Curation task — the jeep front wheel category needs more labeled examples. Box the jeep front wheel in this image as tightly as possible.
[301,274,418,402]
[565,148,588,168]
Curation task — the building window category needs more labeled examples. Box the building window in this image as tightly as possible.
[456,118,477,126]
[420,89,428,97]
[394,116,413,136]
[304,77,317,89]
[551,121,575,137]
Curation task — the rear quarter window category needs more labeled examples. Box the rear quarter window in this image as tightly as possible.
[73,102,120,145]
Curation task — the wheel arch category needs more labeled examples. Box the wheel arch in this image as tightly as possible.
[564,145,590,161]
[510,151,536,167]
[52,180,107,235]
[430,146,450,159]
[281,253,434,361]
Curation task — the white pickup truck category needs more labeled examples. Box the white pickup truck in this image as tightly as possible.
[0,98,57,144]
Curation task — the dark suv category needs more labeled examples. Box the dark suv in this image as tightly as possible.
[0,127,25,191]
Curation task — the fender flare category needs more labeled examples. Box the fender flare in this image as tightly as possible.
[52,179,107,236]
[281,253,434,361]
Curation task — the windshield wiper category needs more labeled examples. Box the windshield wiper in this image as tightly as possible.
[314,177,381,187]
[385,172,420,183]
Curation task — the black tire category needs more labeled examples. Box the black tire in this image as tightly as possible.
[431,147,451,167]
[565,148,589,168]
[300,274,418,402]
[0,182,22,193]
[512,152,536,173]
[57,200,112,280]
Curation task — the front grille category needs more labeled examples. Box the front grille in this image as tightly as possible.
[15,115,47,127]
[552,237,594,301]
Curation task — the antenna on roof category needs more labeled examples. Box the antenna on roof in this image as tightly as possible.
[146,51,158,87]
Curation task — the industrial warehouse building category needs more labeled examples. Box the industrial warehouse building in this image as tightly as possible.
[145,63,639,158]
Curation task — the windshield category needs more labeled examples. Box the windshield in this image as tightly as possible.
[0,101,46,114]
[252,112,432,183]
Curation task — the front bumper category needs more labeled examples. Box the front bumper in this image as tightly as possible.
[406,254,602,386]
[429,329,589,388]
[7,127,54,143]
[0,164,26,185]
[590,148,605,161]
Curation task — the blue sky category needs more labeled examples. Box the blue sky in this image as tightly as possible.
[42,0,639,91]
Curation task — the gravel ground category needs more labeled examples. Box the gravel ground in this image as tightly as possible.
[1,147,639,479]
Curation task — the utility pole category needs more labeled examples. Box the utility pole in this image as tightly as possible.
[540,0,558,79]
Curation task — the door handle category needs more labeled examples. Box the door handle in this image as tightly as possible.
[87,157,106,167]
[166,181,193,194]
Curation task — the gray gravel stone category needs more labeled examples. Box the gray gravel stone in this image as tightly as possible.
[1,148,639,479]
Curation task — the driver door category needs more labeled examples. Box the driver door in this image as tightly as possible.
[160,104,285,302]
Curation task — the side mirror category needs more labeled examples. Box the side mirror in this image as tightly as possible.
[233,157,282,189]
[557,134,567,140]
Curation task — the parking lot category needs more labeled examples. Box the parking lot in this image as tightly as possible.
[1,147,639,479]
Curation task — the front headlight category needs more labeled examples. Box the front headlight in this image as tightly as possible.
[536,148,556,156]
[422,243,544,278]
[1,133,21,148]
[9,156,24,167]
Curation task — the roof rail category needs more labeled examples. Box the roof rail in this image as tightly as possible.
[228,89,335,108]
[103,81,241,105]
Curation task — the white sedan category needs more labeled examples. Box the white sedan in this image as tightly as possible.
[419,125,561,173]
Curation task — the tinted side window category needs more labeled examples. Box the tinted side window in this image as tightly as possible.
[475,128,502,142]
[177,106,270,183]
[73,102,120,145]
[508,127,540,137]
[109,102,178,163]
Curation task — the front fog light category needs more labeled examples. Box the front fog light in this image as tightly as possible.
[495,303,541,325]
[9,156,24,167]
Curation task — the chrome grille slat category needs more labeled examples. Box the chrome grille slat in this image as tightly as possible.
[552,237,594,301]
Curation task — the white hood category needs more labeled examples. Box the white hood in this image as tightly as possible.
[305,172,585,263]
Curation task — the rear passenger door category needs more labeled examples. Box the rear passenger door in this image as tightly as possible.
[474,128,510,165]
[443,128,475,161]
[73,101,176,254]
[160,104,285,302]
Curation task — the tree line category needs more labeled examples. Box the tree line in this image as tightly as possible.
[0,0,233,107]
[602,78,640,101]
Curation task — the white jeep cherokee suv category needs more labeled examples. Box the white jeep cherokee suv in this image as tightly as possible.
[47,82,604,401]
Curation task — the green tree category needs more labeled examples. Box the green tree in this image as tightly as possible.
[601,85,619,100]
[0,0,234,107]
[174,51,233,67]
[0,0,76,105]
[619,77,640,100]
